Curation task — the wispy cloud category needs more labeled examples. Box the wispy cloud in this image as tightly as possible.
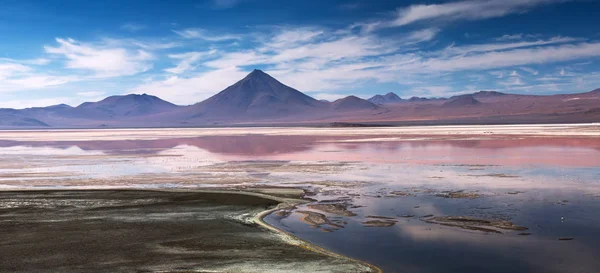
[500,76,526,87]
[496,33,525,41]
[440,36,577,56]
[520,67,539,75]
[401,42,600,72]
[165,50,217,74]
[131,40,180,50]
[0,57,51,66]
[0,62,73,92]
[173,28,242,41]
[392,0,564,27]
[361,0,567,32]
[120,23,145,32]
[265,28,325,49]
[45,38,153,77]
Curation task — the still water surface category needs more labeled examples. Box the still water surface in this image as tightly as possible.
[0,129,598,272]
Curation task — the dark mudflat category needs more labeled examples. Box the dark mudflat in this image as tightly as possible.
[0,190,374,273]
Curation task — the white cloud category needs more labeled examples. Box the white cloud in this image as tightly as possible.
[536,76,562,82]
[266,28,325,49]
[0,63,31,80]
[0,62,74,92]
[165,50,217,74]
[501,76,526,86]
[401,42,600,73]
[496,33,524,41]
[403,28,440,44]
[45,38,153,77]
[520,67,539,75]
[357,0,567,32]
[391,0,564,27]
[270,35,390,63]
[131,41,180,50]
[440,36,576,56]
[0,58,51,66]
[4,76,72,89]
[489,71,504,79]
[173,28,242,41]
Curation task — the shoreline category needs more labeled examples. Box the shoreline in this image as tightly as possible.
[0,187,382,273]
[253,204,383,273]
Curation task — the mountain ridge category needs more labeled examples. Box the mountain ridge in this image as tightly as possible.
[368,92,403,104]
[1,69,598,128]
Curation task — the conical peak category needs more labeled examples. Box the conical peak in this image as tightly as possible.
[245,69,270,79]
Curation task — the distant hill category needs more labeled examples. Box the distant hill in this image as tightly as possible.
[0,112,49,127]
[472,91,506,98]
[368,92,403,104]
[332,96,379,111]
[408,96,430,102]
[70,94,179,119]
[443,94,481,107]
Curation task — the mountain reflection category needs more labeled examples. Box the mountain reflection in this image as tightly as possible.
[0,135,598,167]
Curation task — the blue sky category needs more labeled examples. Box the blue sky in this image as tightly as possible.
[1,0,600,107]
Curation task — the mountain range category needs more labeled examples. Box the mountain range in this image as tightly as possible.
[1,69,598,128]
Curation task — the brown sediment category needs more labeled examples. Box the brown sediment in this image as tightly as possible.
[436,190,481,199]
[388,191,415,197]
[236,185,307,199]
[274,210,292,217]
[424,216,528,234]
[367,215,396,220]
[296,210,345,229]
[362,220,397,227]
[308,203,357,217]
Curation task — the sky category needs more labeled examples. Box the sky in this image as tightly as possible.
[1,0,600,108]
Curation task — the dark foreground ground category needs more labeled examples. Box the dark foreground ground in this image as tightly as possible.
[0,190,375,273]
